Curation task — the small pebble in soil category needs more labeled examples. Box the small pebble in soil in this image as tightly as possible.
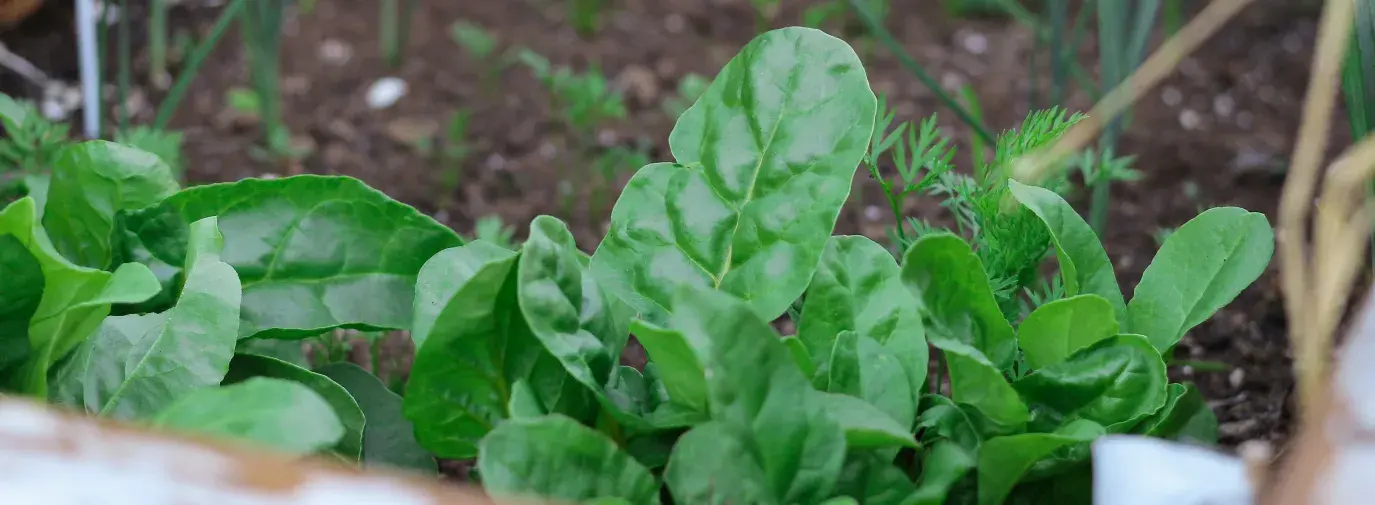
[959,31,989,55]
[365,77,408,110]
[864,205,882,222]
[940,72,965,91]
[1178,109,1203,131]
[1161,86,1183,107]
[484,153,507,172]
[1229,367,1246,389]
[319,39,353,66]
[1213,94,1236,118]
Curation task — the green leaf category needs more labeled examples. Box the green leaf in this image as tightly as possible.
[0,92,27,129]
[235,338,307,367]
[222,353,364,461]
[668,285,845,503]
[152,377,344,455]
[824,329,861,395]
[834,451,914,505]
[1013,334,1167,430]
[1135,383,1217,444]
[591,27,878,325]
[316,362,438,474]
[517,216,626,404]
[0,235,43,381]
[975,420,1102,505]
[1006,180,1126,322]
[606,365,662,421]
[0,198,160,395]
[48,217,241,420]
[916,395,980,451]
[815,392,919,450]
[906,440,976,505]
[940,342,1029,437]
[404,242,569,459]
[125,175,463,339]
[824,331,918,433]
[507,379,546,420]
[42,141,180,270]
[1016,294,1119,369]
[631,319,707,413]
[801,235,927,399]
[1127,207,1273,351]
[781,335,815,377]
[478,415,660,505]
[665,421,772,503]
[901,233,1016,370]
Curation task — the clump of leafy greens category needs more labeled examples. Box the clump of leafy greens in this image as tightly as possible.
[0,26,1274,505]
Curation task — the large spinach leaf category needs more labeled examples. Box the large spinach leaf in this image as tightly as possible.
[1127,207,1273,351]
[49,217,241,420]
[152,376,344,455]
[43,141,179,270]
[479,414,660,505]
[591,27,877,325]
[0,198,159,395]
[126,175,463,339]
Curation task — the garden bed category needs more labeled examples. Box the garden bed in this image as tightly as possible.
[0,0,1318,455]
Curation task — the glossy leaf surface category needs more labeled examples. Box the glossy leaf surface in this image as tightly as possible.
[592,27,878,324]
[479,415,660,505]
[815,391,919,450]
[901,233,1016,369]
[317,362,437,474]
[800,235,926,399]
[666,286,845,504]
[0,235,42,379]
[48,217,240,420]
[629,319,706,413]
[941,341,1029,437]
[223,353,363,461]
[1128,207,1273,351]
[1014,334,1167,430]
[152,376,344,455]
[126,175,463,339]
[0,198,159,394]
[1017,294,1119,369]
[517,216,623,400]
[976,420,1102,505]
[1007,180,1125,321]
[403,242,565,459]
[43,141,179,270]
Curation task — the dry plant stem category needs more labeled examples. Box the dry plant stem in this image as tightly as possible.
[1280,0,1357,421]
[1013,0,1255,184]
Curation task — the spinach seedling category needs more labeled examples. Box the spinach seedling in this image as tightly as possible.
[450,20,511,96]
[471,214,518,250]
[0,93,69,193]
[660,73,709,120]
[567,0,607,38]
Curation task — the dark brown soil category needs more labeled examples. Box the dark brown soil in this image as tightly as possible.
[1,0,1332,455]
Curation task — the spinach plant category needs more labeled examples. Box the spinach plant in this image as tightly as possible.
[1,138,448,473]
[0,94,69,196]
[515,48,630,220]
[397,27,1272,505]
[0,26,1274,505]
[451,20,512,96]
